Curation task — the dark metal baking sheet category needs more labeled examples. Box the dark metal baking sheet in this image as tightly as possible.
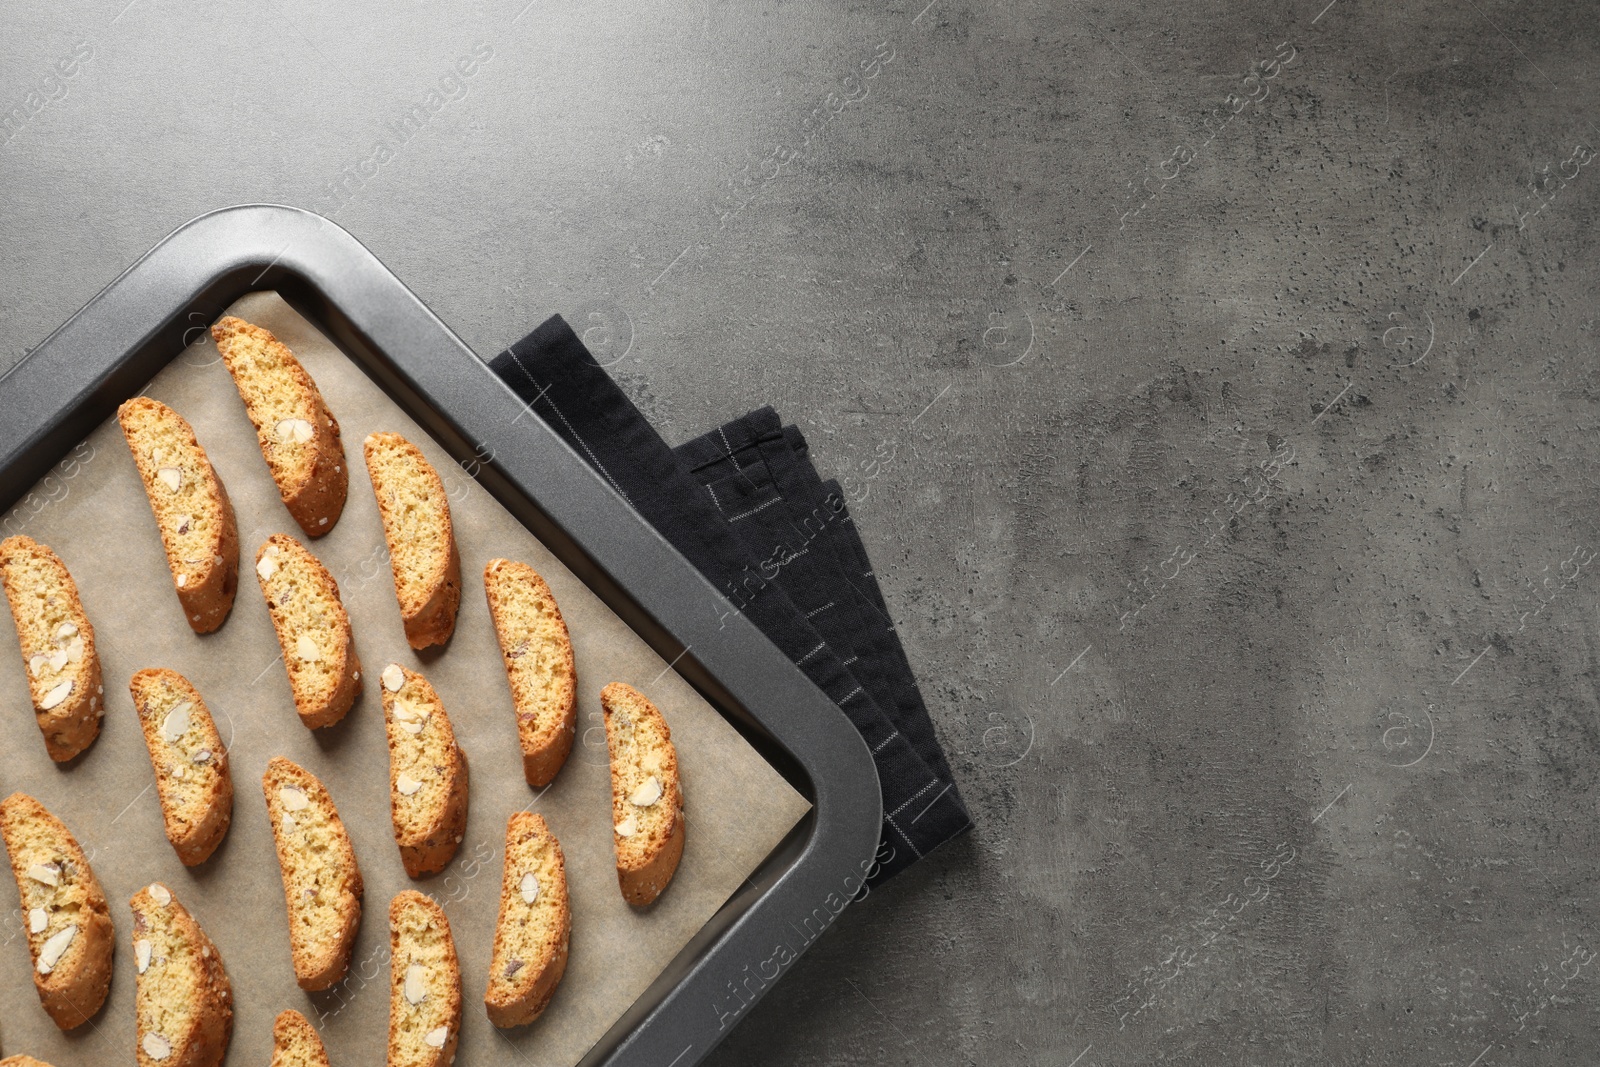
[0,204,882,1067]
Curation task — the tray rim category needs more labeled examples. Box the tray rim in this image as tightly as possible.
[0,204,883,1067]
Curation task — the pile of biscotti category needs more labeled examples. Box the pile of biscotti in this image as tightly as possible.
[0,317,687,1067]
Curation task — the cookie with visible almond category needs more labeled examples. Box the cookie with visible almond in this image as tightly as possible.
[387,890,462,1067]
[0,792,114,1030]
[363,432,461,649]
[210,316,348,538]
[129,668,233,866]
[117,397,240,633]
[269,1008,331,1067]
[484,559,577,787]
[263,757,364,991]
[379,663,469,877]
[255,534,362,729]
[601,683,686,906]
[131,881,233,1067]
[0,536,104,761]
[485,812,571,1028]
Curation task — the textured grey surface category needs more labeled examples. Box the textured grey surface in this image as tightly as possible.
[3,0,1599,1063]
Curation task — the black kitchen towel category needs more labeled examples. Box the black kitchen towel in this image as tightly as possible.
[489,315,971,885]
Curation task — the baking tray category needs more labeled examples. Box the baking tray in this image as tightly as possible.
[0,204,882,1067]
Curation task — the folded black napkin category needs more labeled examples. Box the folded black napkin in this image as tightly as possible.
[489,315,971,885]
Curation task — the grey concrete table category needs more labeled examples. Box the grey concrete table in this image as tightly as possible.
[4,0,1599,1063]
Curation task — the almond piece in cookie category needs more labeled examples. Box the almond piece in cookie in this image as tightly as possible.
[380,664,469,877]
[117,397,240,633]
[483,559,577,787]
[387,890,462,1067]
[129,668,234,866]
[363,432,462,649]
[0,536,104,761]
[210,316,348,538]
[255,534,362,729]
[601,683,686,906]
[0,793,114,1029]
[269,1008,331,1067]
[131,882,233,1067]
[485,812,571,1028]
[263,757,364,991]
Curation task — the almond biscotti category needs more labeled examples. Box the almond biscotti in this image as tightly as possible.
[117,397,240,633]
[131,881,233,1067]
[485,812,571,1028]
[387,890,462,1067]
[0,792,114,1029]
[210,316,349,538]
[484,559,577,787]
[263,757,364,991]
[364,432,462,649]
[0,536,103,761]
[129,668,233,866]
[255,534,362,729]
[0,1056,58,1066]
[601,683,686,906]
[269,1008,331,1067]
[380,664,469,877]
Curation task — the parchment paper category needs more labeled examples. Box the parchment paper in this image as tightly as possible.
[0,292,810,1065]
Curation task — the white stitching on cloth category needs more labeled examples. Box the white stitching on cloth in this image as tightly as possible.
[796,641,826,665]
[887,779,941,820]
[838,685,863,705]
[885,814,924,859]
[871,729,900,753]
[728,497,781,522]
[806,600,836,618]
[508,357,630,503]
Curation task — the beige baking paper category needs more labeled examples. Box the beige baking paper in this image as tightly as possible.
[0,291,810,1065]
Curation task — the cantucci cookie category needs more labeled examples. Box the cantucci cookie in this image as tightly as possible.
[263,757,364,990]
[380,664,469,877]
[129,668,233,866]
[1,1056,58,1066]
[131,881,233,1067]
[601,683,686,906]
[256,534,362,729]
[269,1008,331,1067]
[0,792,114,1029]
[117,397,240,633]
[484,813,571,1028]
[0,536,103,761]
[363,432,461,649]
[387,891,462,1067]
[483,559,577,787]
[210,316,348,538]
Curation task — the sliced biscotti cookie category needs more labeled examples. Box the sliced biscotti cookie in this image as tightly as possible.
[0,792,114,1029]
[270,1008,331,1067]
[387,891,462,1067]
[363,432,462,650]
[380,664,469,877]
[131,881,233,1067]
[0,536,103,761]
[210,316,349,538]
[1,1055,59,1066]
[117,397,240,633]
[484,559,577,787]
[485,812,571,1028]
[601,683,686,906]
[256,534,362,729]
[129,668,233,866]
[263,757,364,990]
